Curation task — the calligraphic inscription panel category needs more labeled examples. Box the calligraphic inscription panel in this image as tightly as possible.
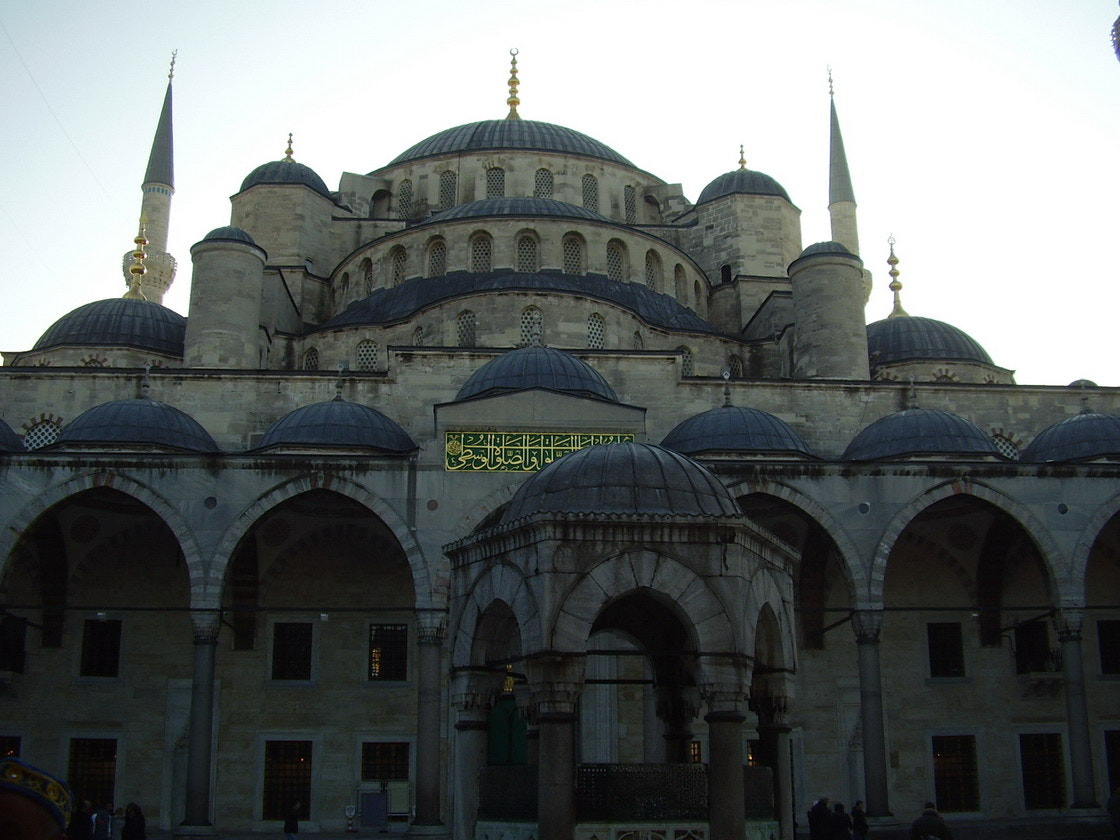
[445,431,635,472]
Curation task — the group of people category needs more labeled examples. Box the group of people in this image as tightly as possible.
[68,799,147,840]
[806,796,869,839]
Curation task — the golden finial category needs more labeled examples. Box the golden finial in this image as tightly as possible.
[886,235,908,319]
[827,65,834,96]
[738,145,746,170]
[123,219,149,300]
[506,48,521,120]
[168,50,177,81]
[283,133,294,162]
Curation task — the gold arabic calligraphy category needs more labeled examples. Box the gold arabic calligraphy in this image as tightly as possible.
[445,431,634,472]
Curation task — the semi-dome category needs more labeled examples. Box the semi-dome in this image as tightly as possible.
[387,119,634,167]
[500,442,740,523]
[867,315,993,366]
[256,397,416,453]
[33,298,186,357]
[240,159,331,198]
[0,418,25,452]
[1021,411,1120,462]
[424,197,608,224]
[661,405,815,458]
[456,345,618,402]
[844,408,1000,460]
[697,168,791,205]
[201,226,257,245]
[55,399,219,452]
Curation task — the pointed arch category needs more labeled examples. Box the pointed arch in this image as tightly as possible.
[1070,489,1120,603]
[451,561,542,667]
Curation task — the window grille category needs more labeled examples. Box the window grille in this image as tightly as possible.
[271,622,313,680]
[1014,622,1056,673]
[427,240,447,278]
[992,434,1020,460]
[397,179,413,219]
[457,311,477,348]
[521,307,543,347]
[927,622,965,677]
[368,624,408,680]
[24,420,60,450]
[412,326,425,346]
[581,174,599,213]
[932,735,980,812]
[562,235,584,275]
[624,185,637,224]
[486,168,505,199]
[632,331,643,350]
[675,264,687,302]
[727,355,743,378]
[1098,620,1120,674]
[1019,733,1065,809]
[606,242,625,282]
[438,170,457,209]
[356,340,379,371]
[470,235,492,273]
[644,251,661,291]
[534,168,554,198]
[68,738,117,810]
[363,259,374,296]
[588,313,605,349]
[390,248,407,286]
[362,742,410,781]
[80,618,121,677]
[302,348,319,370]
[678,346,694,376]
[263,740,312,821]
[516,236,539,273]
[82,356,105,368]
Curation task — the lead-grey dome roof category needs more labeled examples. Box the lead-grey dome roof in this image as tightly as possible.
[456,345,618,402]
[424,197,608,224]
[661,405,816,458]
[256,397,416,453]
[202,226,257,245]
[866,316,993,366]
[55,399,219,452]
[33,298,186,356]
[697,168,792,205]
[844,408,1000,460]
[0,418,25,452]
[240,159,331,198]
[1021,411,1120,462]
[387,119,634,167]
[500,442,740,523]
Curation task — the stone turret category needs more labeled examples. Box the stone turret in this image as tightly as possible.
[788,242,869,380]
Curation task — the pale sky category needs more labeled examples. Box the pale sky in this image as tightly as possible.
[1,0,1117,386]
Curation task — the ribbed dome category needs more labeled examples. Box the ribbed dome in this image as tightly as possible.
[202,226,257,245]
[387,119,634,167]
[661,405,815,458]
[500,442,740,523]
[867,316,993,366]
[424,197,607,224]
[455,345,617,402]
[0,418,25,452]
[240,159,331,198]
[256,397,416,453]
[697,168,791,205]
[1021,411,1120,462]
[844,408,1000,461]
[55,399,219,452]
[33,298,186,356]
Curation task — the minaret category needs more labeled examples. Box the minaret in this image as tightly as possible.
[827,69,858,256]
[122,53,178,304]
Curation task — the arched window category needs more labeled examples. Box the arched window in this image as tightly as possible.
[427,239,447,278]
[562,234,585,275]
[361,258,374,296]
[412,326,425,346]
[727,354,743,378]
[516,234,539,273]
[470,233,493,273]
[644,250,662,292]
[720,264,732,283]
[439,170,457,209]
[606,241,627,282]
[370,189,391,218]
[486,167,505,199]
[23,418,61,450]
[581,174,599,213]
[632,331,643,350]
[991,433,1020,460]
[356,340,379,371]
[534,168,554,199]
[677,346,693,377]
[674,264,686,303]
[457,311,477,348]
[520,306,543,346]
[693,280,702,305]
[588,313,605,349]
[303,347,319,370]
[390,247,408,286]
[81,356,105,368]
[397,179,413,219]
[624,185,637,224]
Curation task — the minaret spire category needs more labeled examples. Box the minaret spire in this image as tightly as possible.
[506,49,521,120]
[827,67,859,256]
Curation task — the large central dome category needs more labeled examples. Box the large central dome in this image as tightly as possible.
[385,119,635,168]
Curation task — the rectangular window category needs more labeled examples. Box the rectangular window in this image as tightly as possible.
[1019,733,1065,809]
[68,738,116,808]
[0,614,27,672]
[689,741,702,764]
[1098,620,1120,675]
[932,735,980,812]
[271,622,313,681]
[361,742,409,781]
[927,622,965,678]
[368,624,407,681]
[1014,622,1055,674]
[1105,730,1120,792]
[80,619,121,677]
[0,735,20,757]
[263,740,312,821]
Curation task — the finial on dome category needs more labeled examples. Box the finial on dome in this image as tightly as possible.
[283,133,294,162]
[123,219,149,300]
[168,50,177,81]
[738,145,746,170]
[506,48,521,120]
[828,65,834,96]
[886,235,909,319]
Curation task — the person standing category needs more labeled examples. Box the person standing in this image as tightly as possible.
[830,802,853,839]
[851,800,869,840]
[90,802,113,840]
[284,800,301,840]
[121,803,146,840]
[808,796,831,840]
[909,802,952,840]
[68,800,92,840]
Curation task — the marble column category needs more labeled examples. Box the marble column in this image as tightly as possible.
[526,655,585,840]
[409,610,449,837]
[1055,608,1099,808]
[176,611,219,838]
[451,670,499,840]
[853,610,891,819]
[754,682,794,840]
[700,658,751,840]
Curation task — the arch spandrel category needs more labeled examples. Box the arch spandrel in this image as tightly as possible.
[744,568,797,671]
[1069,489,1120,604]
[451,560,541,667]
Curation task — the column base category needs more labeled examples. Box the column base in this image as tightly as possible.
[406,820,450,840]
[172,825,217,839]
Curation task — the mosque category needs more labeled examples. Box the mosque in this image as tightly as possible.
[0,51,1117,840]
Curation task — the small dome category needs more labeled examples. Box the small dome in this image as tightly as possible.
[1068,379,1098,389]
[866,316,993,366]
[500,442,740,523]
[661,405,815,458]
[387,119,634,167]
[256,398,416,453]
[55,399,219,452]
[0,418,26,452]
[1021,411,1120,462]
[240,159,331,198]
[844,408,1000,460]
[33,298,186,357]
[201,226,257,245]
[798,241,855,259]
[425,197,607,224]
[697,168,791,205]
[455,345,618,402]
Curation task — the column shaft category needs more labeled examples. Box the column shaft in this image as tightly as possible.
[1058,614,1099,808]
[855,613,891,819]
[706,712,746,840]
[180,620,218,835]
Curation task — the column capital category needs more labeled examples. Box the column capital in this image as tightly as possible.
[191,610,221,642]
[853,609,883,642]
[415,609,447,645]
[525,653,586,717]
[698,655,751,715]
[1053,607,1084,640]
